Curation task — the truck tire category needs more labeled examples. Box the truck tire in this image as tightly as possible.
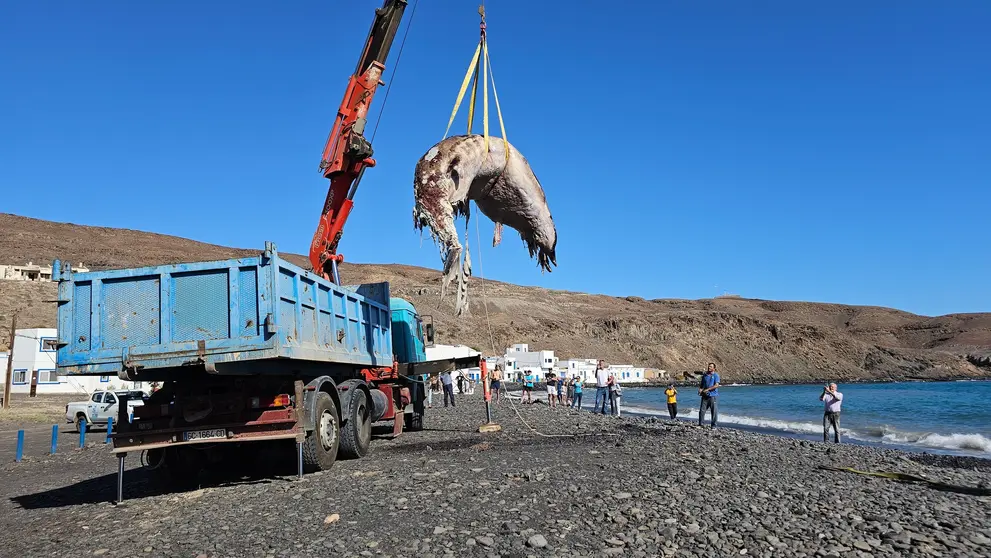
[404,407,424,432]
[339,388,372,459]
[302,391,339,472]
[405,381,425,432]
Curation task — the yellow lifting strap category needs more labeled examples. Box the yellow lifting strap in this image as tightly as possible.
[442,6,510,163]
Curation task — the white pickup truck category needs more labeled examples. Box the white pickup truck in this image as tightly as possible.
[65,390,149,431]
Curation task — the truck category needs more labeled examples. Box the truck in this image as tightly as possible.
[53,1,484,501]
[65,389,148,431]
[54,243,478,496]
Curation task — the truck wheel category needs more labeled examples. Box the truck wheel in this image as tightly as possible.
[339,389,372,459]
[302,392,339,472]
[405,381,425,432]
[404,408,424,432]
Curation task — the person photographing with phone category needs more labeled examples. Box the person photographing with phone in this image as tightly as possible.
[820,383,843,443]
[698,363,720,428]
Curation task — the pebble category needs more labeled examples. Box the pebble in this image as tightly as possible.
[3,397,991,558]
[527,534,548,548]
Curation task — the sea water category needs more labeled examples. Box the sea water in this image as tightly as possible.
[614,381,991,457]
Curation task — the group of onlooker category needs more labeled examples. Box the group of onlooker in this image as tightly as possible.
[434,360,846,446]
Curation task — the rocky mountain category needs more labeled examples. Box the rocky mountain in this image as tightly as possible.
[1,213,988,383]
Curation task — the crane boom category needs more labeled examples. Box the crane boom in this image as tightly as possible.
[309,0,408,282]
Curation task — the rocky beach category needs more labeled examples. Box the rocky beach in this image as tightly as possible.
[1,393,989,557]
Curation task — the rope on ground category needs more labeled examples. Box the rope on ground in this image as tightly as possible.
[819,465,991,496]
[474,201,614,440]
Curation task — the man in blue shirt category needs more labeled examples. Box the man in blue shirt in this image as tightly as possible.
[698,362,720,427]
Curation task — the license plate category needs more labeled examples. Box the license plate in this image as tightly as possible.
[183,428,227,442]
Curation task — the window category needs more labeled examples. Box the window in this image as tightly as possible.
[13,370,27,384]
[40,337,58,352]
[100,376,110,383]
[104,393,117,405]
[38,369,59,383]
[91,393,103,403]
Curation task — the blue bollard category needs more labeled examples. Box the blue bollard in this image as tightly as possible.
[15,430,24,462]
[106,417,114,444]
[50,424,58,454]
[79,419,87,448]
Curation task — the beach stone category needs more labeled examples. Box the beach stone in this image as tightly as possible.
[968,533,991,546]
[615,492,633,499]
[527,534,548,548]
[477,536,495,547]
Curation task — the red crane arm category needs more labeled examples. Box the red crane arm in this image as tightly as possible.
[309,0,408,281]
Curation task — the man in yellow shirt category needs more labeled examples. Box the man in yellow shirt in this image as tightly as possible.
[664,384,678,419]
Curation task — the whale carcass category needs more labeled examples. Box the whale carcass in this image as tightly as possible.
[412,134,557,316]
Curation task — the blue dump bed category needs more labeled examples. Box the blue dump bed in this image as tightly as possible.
[53,242,394,376]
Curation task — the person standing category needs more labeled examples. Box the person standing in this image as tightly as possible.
[523,371,534,404]
[441,370,456,408]
[572,375,583,409]
[698,363,720,427]
[820,383,843,443]
[546,373,558,408]
[490,365,503,404]
[609,375,622,417]
[594,361,610,415]
[566,376,575,406]
[557,376,565,405]
[664,384,678,419]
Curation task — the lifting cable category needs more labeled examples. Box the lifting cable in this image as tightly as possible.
[440,6,599,439]
[442,4,510,161]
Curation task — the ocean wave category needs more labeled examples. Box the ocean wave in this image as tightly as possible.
[618,404,991,455]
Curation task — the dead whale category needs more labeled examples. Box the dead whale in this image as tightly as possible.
[413,134,557,316]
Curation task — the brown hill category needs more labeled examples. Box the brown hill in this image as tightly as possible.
[1,213,989,383]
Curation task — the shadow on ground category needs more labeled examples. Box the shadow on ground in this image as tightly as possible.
[10,442,307,510]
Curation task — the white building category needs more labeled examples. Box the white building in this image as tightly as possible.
[502,344,557,382]
[558,358,599,383]
[608,364,647,383]
[0,328,144,395]
[557,359,646,384]
[0,262,89,282]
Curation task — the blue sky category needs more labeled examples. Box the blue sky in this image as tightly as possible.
[2,1,989,317]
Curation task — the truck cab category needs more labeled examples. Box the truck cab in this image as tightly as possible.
[389,297,434,364]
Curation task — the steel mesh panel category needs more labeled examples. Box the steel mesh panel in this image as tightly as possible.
[173,271,229,342]
[238,268,258,337]
[102,277,160,349]
[73,282,92,351]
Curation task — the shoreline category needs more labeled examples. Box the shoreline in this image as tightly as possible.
[486,387,991,462]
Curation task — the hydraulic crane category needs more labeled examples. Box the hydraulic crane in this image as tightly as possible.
[309,0,408,283]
